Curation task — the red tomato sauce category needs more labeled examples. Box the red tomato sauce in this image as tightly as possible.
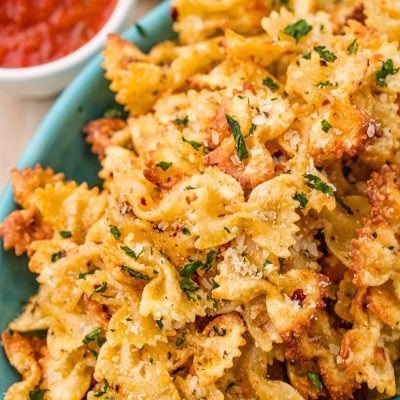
[0,0,118,68]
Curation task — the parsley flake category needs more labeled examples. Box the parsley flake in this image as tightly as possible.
[307,371,324,391]
[347,38,358,54]
[121,245,144,260]
[314,45,337,62]
[203,250,216,272]
[293,192,308,209]
[321,119,332,133]
[245,123,257,138]
[182,227,190,235]
[175,115,189,127]
[225,114,249,161]
[262,259,273,269]
[302,51,311,59]
[135,23,146,37]
[180,277,199,299]
[29,390,47,400]
[182,136,202,151]
[314,80,338,89]
[104,108,124,118]
[91,282,108,296]
[283,19,312,43]
[83,327,105,347]
[121,266,150,280]
[179,260,203,278]
[263,77,279,91]
[175,336,186,346]
[335,195,354,215]
[110,225,121,240]
[376,59,400,88]
[213,326,226,336]
[94,379,109,398]
[51,250,65,263]
[224,226,231,233]
[304,174,334,195]
[78,268,99,280]
[156,319,164,329]
[156,161,172,171]
[59,230,72,238]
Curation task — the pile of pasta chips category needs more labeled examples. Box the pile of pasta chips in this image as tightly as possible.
[1,0,400,399]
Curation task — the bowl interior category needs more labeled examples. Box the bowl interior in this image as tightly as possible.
[0,1,174,390]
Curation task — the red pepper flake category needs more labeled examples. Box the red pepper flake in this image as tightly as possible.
[291,289,306,305]
[171,7,179,22]
[140,197,147,206]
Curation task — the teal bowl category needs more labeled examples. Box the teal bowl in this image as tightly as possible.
[0,2,399,399]
[0,1,174,392]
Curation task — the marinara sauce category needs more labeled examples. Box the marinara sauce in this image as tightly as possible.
[0,0,118,68]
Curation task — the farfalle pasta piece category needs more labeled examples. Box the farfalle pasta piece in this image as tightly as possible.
[35,181,107,243]
[187,312,246,386]
[340,317,396,397]
[172,0,272,44]
[10,165,64,209]
[350,164,400,286]
[1,332,43,400]
[0,208,53,256]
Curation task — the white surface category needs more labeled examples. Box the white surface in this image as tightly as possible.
[0,0,161,193]
[0,0,137,98]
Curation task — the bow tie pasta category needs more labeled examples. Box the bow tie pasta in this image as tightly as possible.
[2,0,400,399]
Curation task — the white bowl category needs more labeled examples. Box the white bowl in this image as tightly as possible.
[0,0,136,99]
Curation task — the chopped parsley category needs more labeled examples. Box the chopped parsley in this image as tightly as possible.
[179,260,203,278]
[304,174,353,214]
[180,277,199,299]
[314,80,338,89]
[213,326,226,336]
[262,259,273,269]
[307,371,324,391]
[51,250,65,263]
[302,51,311,59]
[179,251,216,278]
[347,38,358,54]
[91,282,108,296]
[94,379,109,398]
[293,192,308,209]
[59,230,72,238]
[175,336,186,346]
[203,250,216,272]
[29,390,47,400]
[78,268,98,280]
[262,77,280,91]
[83,327,105,347]
[182,136,202,151]
[224,226,231,233]
[182,227,190,235]
[175,115,189,127]
[104,108,124,118]
[246,123,257,138]
[212,279,220,289]
[314,45,337,63]
[121,266,150,280]
[321,119,332,133]
[304,174,334,195]
[156,161,172,171]
[156,318,164,329]
[335,195,354,215]
[120,245,144,260]
[283,19,312,43]
[376,59,400,88]
[110,225,121,240]
[225,114,249,161]
[135,23,146,37]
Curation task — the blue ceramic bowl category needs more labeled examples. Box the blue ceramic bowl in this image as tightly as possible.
[0,1,174,391]
[0,2,399,399]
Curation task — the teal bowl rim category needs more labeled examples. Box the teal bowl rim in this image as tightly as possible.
[0,1,399,398]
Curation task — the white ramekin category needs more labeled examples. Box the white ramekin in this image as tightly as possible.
[0,0,136,98]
